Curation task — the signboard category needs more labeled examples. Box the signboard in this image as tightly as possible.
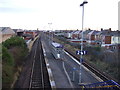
[76,50,87,55]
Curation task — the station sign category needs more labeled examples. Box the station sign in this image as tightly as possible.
[76,50,87,55]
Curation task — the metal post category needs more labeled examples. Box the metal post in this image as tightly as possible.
[72,67,76,82]
[48,23,52,44]
[72,70,75,82]
[51,27,53,41]
[79,1,88,84]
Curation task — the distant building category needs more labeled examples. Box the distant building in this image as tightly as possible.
[72,30,81,39]
[87,30,99,45]
[100,29,120,50]
[79,30,92,40]
[64,30,73,39]
[23,30,38,41]
[111,31,120,44]
[0,27,15,43]
[13,29,24,37]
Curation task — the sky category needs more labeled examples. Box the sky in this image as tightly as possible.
[0,0,119,30]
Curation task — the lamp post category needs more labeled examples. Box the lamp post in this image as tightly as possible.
[48,23,52,44]
[79,0,88,84]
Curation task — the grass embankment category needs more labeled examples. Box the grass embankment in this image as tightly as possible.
[53,36,120,83]
[2,36,28,88]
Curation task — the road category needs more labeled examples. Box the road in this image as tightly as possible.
[41,32,103,88]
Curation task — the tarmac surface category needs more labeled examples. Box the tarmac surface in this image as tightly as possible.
[41,36,73,88]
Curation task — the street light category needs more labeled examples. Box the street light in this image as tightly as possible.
[80,1,88,6]
[79,0,88,84]
[48,23,52,44]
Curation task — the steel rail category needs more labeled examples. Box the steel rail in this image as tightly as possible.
[64,48,115,82]
[39,38,45,88]
[29,39,38,89]
[29,37,45,89]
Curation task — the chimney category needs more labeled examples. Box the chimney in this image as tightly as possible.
[101,28,103,31]
[109,28,111,31]
[88,28,91,30]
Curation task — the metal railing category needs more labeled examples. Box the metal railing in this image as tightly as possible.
[82,80,120,89]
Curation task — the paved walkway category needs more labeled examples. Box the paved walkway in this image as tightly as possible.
[41,36,73,88]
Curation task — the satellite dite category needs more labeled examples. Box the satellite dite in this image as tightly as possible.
[118,1,120,31]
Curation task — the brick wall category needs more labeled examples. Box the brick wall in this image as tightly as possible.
[91,35,95,40]
[105,36,111,44]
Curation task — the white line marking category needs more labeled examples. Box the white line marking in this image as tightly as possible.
[50,81,56,87]
[64,50,103,82]
[62,61,74,88]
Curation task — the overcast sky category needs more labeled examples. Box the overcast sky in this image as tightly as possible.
[0,0,119,30]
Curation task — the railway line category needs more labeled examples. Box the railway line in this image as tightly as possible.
[64,48,119,84]
[15,32,119,89]
[29,37,51,89]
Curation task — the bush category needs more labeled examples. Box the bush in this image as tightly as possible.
[2,36,26,49]
[2,45,14,66]
[2,63,14,88]
[2,36,28,88]
[94,46,101,52]
[2,45,14,88]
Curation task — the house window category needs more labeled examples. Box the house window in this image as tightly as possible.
[113,46,116,50]
[118,38,120,42]
[113,37,114,41]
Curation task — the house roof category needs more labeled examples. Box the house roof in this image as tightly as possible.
[81,30,92,35]
[73,30,82,34]
[13,29,23,33]
[110,31,120,37]
[97,30,120,36]
[71,30,77,34]
[88,30,99,35]
[0,27,15,34]
[22,33,33,37]
[96,29,112,36]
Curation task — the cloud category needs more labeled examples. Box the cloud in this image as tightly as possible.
[0,0,119,30]
[0,7,36,13]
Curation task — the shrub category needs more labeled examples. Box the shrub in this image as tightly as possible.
[2,45,14,66]
[2,63,14,88]
[2,36,28,88]
[2,36,26,49]
[94,46,101,52]
[2,45,14,88]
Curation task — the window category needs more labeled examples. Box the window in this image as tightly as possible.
[113,37,114,41]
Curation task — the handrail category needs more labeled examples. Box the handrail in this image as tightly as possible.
[82,80,120,89]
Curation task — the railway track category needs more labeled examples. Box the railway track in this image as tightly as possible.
[29,37,51,89]
[64,48,115,82]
